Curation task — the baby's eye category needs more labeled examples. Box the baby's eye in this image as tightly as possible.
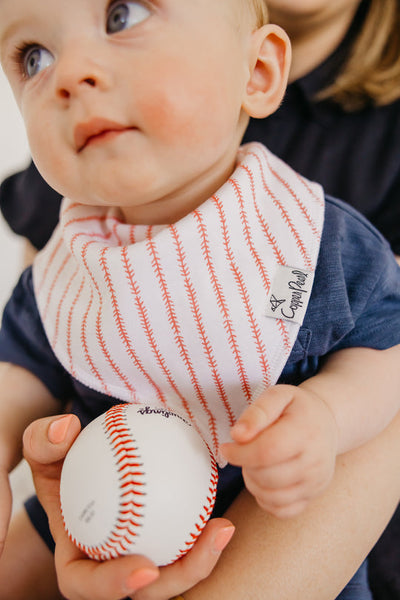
[20,45,54,78]
[106,1,151,34]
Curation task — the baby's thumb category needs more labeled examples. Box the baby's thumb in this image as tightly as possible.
[230,386,294,442]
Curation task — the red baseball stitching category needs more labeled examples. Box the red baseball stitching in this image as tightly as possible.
[65,405,218,564]
[67,404,146,560]
[172,442,218,562]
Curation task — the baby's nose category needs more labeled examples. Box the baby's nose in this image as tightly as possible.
[54,44,111,100]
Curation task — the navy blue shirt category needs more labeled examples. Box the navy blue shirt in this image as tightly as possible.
[1,192,400,568]
[1,195,400,521]
[1,195,400,419]
[1,196,399,405]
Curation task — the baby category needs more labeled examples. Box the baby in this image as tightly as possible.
[1,0,400,598]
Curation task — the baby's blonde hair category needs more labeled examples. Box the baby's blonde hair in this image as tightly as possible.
[318,0,400,110]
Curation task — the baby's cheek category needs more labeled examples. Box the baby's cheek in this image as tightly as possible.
[27,127,71,197]
[138,66,226,148]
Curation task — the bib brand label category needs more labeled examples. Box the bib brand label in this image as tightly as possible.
[265,266,314,325]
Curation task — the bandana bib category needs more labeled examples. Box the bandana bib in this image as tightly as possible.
[33,143,324,463]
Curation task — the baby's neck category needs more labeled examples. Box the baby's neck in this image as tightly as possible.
[120,152,238,226]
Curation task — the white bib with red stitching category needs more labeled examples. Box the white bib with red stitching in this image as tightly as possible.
[33,143,324,463]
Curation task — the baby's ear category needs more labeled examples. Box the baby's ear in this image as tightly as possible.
[242,24,291,119]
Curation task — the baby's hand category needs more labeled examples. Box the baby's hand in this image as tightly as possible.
[221,385,339,519]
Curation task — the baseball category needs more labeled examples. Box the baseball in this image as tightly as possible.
[60,404,218,566]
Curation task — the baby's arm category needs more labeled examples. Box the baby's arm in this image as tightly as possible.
[222,345,400,518]
[0,362,61,556]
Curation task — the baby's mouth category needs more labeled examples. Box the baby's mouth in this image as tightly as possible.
[74,117,135,152]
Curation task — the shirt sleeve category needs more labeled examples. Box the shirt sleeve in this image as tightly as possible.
[0,267,73,400]
[0,162,61,250]
[299,196,400,357]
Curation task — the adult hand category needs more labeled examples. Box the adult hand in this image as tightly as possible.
[23,414,234,600]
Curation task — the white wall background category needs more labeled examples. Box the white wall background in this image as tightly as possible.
[0,67,30,310]
[0,67,35,509]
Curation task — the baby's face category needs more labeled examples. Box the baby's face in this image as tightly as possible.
[0,0,254,224]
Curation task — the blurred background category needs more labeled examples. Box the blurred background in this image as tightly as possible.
[0,67,28,309]
[0,67,35,510]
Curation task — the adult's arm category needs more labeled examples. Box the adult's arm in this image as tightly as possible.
[24,411,400,600]
[184,412,400,600]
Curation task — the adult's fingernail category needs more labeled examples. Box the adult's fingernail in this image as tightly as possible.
[213,525,235,553]
[48,415,74,444]
[125,567,159,592]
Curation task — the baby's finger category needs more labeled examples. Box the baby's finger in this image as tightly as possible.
[229,385,295,443]
[243,457,306,490]
[221,419,301,469]
[265,500,310,520]
[246,480,310,517]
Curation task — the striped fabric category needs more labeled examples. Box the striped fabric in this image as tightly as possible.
[33,143,324,463]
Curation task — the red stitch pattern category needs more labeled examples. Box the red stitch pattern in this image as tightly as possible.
[35,145,325,470]
[250,150,313,269]
[51,263,79,348]
[121,246,194,419]
[256,207,287,266]
[36,235,64,291]
[69,404,146,561]
[233,165,292,360]
[212,195,270,394]
[99,247,166,404]
[264,155,322,240]
[276,317,292,356]
[232,169,271,292]
[65,405,218,564]
[41,253,71,321]
[80,244,138,398]
[171,224,233,431]
[146,233,218,451]
[172,442,218,561]
[294,170,325,208]
[193,209,250,401]
[66,275,85,378]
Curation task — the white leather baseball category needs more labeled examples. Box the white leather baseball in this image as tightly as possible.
[60,404,218,566]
